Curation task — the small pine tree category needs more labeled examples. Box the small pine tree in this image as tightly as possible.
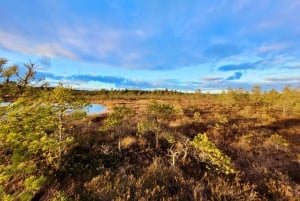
[101,105,134,151]
[138,101,177,148]
[192,133,235,174]
[0,84,86,199]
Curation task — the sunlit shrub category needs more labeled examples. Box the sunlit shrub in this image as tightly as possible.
[192,133,235,174]
[193,111,201,122]
[264,133,289,152]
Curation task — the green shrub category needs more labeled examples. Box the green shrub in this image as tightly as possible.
[192,133,235,174]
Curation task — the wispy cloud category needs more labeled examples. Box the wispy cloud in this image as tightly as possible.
[257,43,288,54]
[265,76,300,82]
[218,62,256,71]
[36,71,203,91]
[58,23,124,59]
[35,72,64,80]
[0,31,77,59]
[202,76,224,82]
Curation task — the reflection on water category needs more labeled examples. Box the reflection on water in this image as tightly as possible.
[85,104,106,115]
[0,102,11,107]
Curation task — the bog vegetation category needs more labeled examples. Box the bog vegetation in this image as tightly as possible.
[0,58,299,200]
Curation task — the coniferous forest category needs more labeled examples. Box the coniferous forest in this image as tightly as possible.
[1,58,300,200]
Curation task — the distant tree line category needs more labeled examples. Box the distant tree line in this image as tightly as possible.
[218,85,300,117]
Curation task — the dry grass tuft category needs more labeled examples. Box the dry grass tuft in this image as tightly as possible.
[121,136,137,148]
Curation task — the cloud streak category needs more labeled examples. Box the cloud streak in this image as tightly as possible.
[218,63,256,71]
[202,76,224,82]
[0,31,78,59]
[226,72,243,80]
[265,76,300,82]
[36,71,203,91]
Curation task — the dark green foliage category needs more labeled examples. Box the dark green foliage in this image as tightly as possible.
[138,101,178,148]
[101,105,134,151]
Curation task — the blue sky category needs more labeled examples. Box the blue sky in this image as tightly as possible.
[1,0,300,92]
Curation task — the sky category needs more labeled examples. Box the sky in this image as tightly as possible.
[1,0,300,92]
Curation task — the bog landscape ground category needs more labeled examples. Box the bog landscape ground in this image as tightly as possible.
[0,60,300,200]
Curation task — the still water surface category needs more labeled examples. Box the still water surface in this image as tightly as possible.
[0,102,106,115]
[85,104,106,115]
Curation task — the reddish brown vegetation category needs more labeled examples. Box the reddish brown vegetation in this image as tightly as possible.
[36,92,300,201]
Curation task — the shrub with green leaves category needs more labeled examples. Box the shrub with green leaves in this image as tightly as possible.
[137,121,160,137]
[101,105,134,151]
[0,85,86,200]
[192,133,235,174]
[266,133,289,152]
[138,101,177,148]
[193,111,201,122]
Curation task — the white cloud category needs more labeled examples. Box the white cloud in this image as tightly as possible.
[265,76,300,82]
[202,76,224,82]
[57,23,124,58]
[258,43,288,53]
[0,21,145,67]
[0,31,77,59]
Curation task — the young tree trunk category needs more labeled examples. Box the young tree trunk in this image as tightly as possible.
[172,153,176,167]
[58,111,63,165]
[155,132,159,149]
[282,105,287,117]
[118,136,121,151]
[182,146,188,162]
